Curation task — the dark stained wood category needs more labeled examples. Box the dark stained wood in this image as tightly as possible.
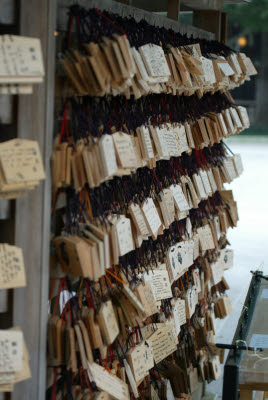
[221,11,228,43]
[167,0,180,20]
[193,9,222,40]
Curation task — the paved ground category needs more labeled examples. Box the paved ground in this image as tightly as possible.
[207,135,268,397]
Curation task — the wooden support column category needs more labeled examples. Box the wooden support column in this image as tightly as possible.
[193,9,221,41]
[221,11,228,43]
[12,0,56,399]
[168,0,180,21]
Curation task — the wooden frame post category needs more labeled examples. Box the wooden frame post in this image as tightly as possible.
[193,9,222,41]
[168,0,180,21]
[12,0,56,399]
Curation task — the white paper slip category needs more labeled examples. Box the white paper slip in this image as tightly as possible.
[141,198,162,237]
[99,135,118,177]
[0,35,44,82]
[88,362,130,400]
[170,184,189,212]
[249,334,268,349]
[115,216,134,256]
[148,325,177,364]
[0,139,45,185]
[143,269,172,301]
[0,330,23,372]
[139,44,170,78]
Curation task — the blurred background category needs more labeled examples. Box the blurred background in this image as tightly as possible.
[198,1,268,395]
[169,1,268,395]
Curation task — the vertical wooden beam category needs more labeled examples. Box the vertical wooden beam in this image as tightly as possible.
[12,0,56,399]
[167,0,180,21]
[193,9,221,41]
[221,12,228,43]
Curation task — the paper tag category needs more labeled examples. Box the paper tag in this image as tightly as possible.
[143,268,172,301]
[113,132,137,169]
[0,139,45,184]
[141,198,162,237]
[230,108,242,129]
[135,283,158,317]
[173,298,187,334]
[128,203,149,237]
[97,300,119,345]
[154,126,169,158]
[148,325,177,364]
[210,356,221,380]
[164,127,180,157]
[115,216,134,256]
[186,217,192,238]
[143,340,154,371]
[127,341,150,382]
[162,317,178,345]
[0,244,26,289]
[223,157,237,181]
[139,44,170,78]
[123,358,138,398]
[237,106,250,127]
[167,245,180,283]
[88,362,129,400]
[207,169,217,193]
[218,114,228,137]
[200,57,216,84]
[210,260,223,286]
[170,184,189,212]
[160,189,175,226]
[185,286,197,319]
[0,330,23,372]
[139,126,154,159]
[197,225,215,251]
[224,109,235,134]
[230,54,242,75]
[199,170,212,196]
[219,248,233,270]
[173,125,189,154]
[99,134,118,177]
[233,154,244,176]
[218,60,234,77]
[0,35,44,79]
[192,173,207,200]
[193,269,201,293]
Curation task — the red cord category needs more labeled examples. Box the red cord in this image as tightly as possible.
[94,8,128,39]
